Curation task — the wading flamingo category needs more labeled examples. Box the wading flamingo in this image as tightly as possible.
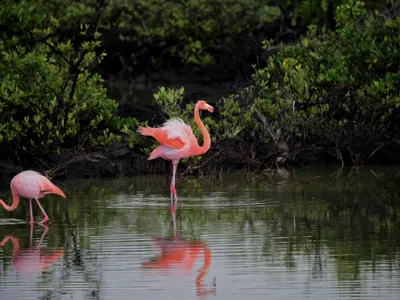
[0,170,66,225]
[138,100,214,204]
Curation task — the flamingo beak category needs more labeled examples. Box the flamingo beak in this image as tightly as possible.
[206,104,214,113]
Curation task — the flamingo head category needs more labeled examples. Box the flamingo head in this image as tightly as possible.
[197,100,214,113]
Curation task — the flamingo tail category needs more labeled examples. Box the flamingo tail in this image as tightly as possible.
[137,126,154,136]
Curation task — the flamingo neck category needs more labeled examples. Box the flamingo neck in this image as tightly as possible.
[0,190,20,211]
[194,103,211,155]
[0,236,20,260]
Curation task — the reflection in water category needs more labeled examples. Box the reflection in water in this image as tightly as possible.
[143,203,216,299]
[1,167,400,299]
[0,224,64,276]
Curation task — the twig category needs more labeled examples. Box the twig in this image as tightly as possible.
[368,140,392,160]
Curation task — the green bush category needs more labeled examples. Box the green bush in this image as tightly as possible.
[252,0,400,165]
[155,0,400,168]
[101,0,281,76]
[0,18,139,154]
[1,0,395,81]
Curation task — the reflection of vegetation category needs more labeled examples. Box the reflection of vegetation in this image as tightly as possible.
[1,167,400,292]
[0,180,122,298]
[114,167,400,282]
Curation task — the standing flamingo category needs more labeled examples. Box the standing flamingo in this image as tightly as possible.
[138,100,214,203]
[0,170,66,225]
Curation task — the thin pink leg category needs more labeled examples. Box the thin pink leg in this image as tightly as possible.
[173,191,179,206]
[169,160,178,196]
[29,198,34,226]
[34,198,49,224]
[169,159,180,211]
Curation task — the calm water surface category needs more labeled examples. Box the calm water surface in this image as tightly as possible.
[1,166,400,299]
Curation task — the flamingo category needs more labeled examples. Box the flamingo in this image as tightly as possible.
[137,100,214,204]
[0,170,66,225]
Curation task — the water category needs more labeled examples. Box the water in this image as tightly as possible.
[1,166,400,299]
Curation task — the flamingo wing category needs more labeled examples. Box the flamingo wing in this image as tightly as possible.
[13,171,43,196]
[19,171,48,191]
[155,118,196,150]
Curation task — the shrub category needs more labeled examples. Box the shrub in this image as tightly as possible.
[252,0,400,165]
[154,0,400,168]
[0,18,139,154]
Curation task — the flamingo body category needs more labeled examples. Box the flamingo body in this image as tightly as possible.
[138,100,214,201]
[145,119,199,160]
[11,171,65,200]
[0,170,66,225]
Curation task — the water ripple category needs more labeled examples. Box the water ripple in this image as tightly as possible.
[1,171,400,299]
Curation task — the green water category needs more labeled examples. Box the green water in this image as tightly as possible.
[1,166,400,299]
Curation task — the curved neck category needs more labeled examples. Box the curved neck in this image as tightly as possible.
[0,190,20,211]
[194,104,211,155]
[0,236,20,260]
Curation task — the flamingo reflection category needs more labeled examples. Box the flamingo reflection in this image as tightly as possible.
[0,224,64,276]
[143,203,216,298]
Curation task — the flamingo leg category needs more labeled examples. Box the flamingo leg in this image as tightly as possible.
[29,198,34,226]
[34,198,49,224]
[173,192,179,206]
[169,159,180,213]
[170,159,179,197]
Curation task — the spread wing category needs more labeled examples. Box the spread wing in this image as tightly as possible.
[148,118,195,150]
[162,119,195,147]
[138,118,197,150]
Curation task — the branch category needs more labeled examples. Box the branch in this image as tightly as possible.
[254,107,278,143]
[42,40,73,67]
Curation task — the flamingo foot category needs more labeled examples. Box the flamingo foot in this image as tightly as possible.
[29,219,35,226]
[170,184,176,195]
[38,217,49,225]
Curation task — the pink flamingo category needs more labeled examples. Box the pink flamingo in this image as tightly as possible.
[138,100,214,203]
[0,170,66,225]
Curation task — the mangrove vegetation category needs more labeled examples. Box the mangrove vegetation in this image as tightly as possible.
[0,0,400,181]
